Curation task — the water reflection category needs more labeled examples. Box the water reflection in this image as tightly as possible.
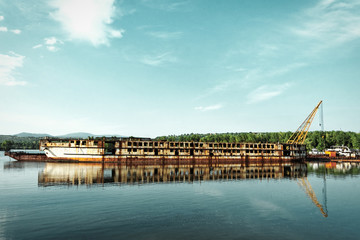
[308,162,360,177]
[30,162,307,186]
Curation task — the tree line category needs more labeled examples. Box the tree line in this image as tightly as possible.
[1,131,359,151]
[156,131,360,150]
[0,135,40,151]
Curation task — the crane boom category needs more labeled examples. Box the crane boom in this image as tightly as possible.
[287,101,323,144]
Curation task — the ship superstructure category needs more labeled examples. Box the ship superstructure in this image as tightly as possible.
[38,138,306,162]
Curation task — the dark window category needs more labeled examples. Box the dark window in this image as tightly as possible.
[139,142,142,147]
[128,142,131,146]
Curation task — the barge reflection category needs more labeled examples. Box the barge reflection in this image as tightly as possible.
[37,161,307,186]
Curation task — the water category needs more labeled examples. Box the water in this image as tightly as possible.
[1,151,359,240]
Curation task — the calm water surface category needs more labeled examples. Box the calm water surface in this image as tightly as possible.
[1,151,359,240]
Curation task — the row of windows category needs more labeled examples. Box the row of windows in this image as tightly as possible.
[126,142,277,149]
[126,149,277,154]
[69,140,98,145]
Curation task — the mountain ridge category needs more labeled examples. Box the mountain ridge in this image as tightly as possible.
[14,132,126,138]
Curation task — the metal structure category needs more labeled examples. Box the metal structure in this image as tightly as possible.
[287,100,323,144]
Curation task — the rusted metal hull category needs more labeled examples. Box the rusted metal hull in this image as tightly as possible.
[6,151,304,164]
[7,138,307,163]
[36,138,307,163]
[306,154,360,163]
[5,152,49,162]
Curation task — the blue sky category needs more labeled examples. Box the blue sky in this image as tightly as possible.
[0,0,359,137]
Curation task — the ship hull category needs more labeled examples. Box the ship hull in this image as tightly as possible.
[7,138,307,163]
[6,151,304,164]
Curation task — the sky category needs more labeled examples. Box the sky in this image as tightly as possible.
[0,0,359,137]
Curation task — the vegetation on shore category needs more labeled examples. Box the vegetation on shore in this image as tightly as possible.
[1,131,359,151]
[156,131,360,150]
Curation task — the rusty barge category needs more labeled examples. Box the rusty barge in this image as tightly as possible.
[5,101,325,163]
[4,138,306,163]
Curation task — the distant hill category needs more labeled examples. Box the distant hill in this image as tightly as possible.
[58,132,126,138]
[14,132,53,137]
[13,132,126,139]
[57,132,97,138]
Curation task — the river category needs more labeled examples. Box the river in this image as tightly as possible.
[1,151,359,239]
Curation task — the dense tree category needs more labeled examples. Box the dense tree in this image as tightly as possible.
[1,131,359,151]
[156,131,360,151]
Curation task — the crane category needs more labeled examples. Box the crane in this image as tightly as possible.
[287,100,323,144]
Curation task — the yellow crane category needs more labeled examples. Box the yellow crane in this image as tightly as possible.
[287,100,323,144]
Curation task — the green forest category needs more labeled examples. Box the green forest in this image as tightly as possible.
[155,131,360,150]
[1,131,359,151]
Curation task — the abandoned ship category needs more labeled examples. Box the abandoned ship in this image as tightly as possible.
[5,101,323,163]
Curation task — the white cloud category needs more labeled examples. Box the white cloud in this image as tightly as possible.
[33,44,43,49]
[50,0,124,46]
[141,0,190,11]
[292,0,360,47]
[46,46,58,52]
[141,52,177,66]
[147,31,183,39]
[10,29,21,34]
[195,104,223,112]
[0,52,26,86]
[0,16,4,21]
[45,37,58,45]
[247,83,291,104]
[109,29,125,38]
[38,37,64,52]
[0,26,8,32]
